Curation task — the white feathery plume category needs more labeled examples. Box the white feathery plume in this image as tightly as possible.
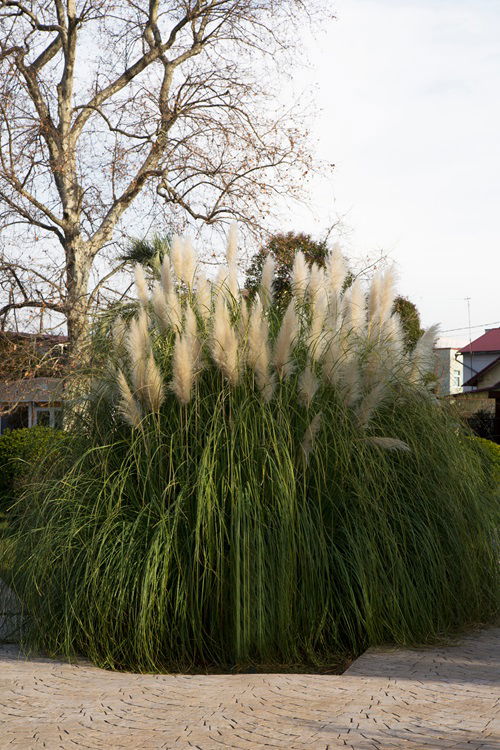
[356,381,387,430]
[166,287,183,332]
[325,244,347,299]
[299,363,319,409]
[308,263,325,302]
[322,339,337,384]
[308,288,328,361]
[362,346,384,391]
[184,304,198,344]
[211,294,239,385]
[160,255,173,294]
[152,283,182,333]
[170,235,184,280]
[151,282,170,333]
[378,265,398,324]
[259,254,275,309]
[385,313,405,358]
[112,315,127,353]
[322,322,352,384]
[126,308,151,397]
[414,323,439,366]
[291,251,309,301]
[144,352,165,412]
[322,326,343,384]
[367,272,382,327]
[325,330,361,406]
[214,266,229,302]
[324,285,343,339]
[341,356,361,407]
[301,412,322,464]
[367,266,398,343]
[180,237,197,287]
[215,263,238,303]
[410,324,439,382]
[239,295,249,333]
[246,297,264,370]
[366,436,411,452]
[247,298,275,401]
[184,303,202,366]
[134,264,149,307]
[171,333,194,405]
[116,369,142,428]
[258,368,275,403]
[343,278,366,337]
[196,275,212,321]
[215,266,227,289]
[226,222,238,265]
[273,299,298,379]
[226,262,239,301]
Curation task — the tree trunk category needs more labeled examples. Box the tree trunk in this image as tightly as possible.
[65,240,92,369]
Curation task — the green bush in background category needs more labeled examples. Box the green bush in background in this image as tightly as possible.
[472,436,500,488]
[0,426,66,514]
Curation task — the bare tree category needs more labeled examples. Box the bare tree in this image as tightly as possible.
[0,0,328,362]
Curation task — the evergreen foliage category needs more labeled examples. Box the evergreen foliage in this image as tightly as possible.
[392,296,424,351]
[0,427,66,514]
[245,232,423,351]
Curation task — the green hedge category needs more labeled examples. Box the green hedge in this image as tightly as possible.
[473,436,500,488]
[0,427,66,514]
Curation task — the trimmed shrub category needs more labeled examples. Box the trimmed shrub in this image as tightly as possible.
[0,426,65,514]
[10,236,499,672]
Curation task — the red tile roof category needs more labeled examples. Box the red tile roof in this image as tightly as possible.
[459,328,500,354]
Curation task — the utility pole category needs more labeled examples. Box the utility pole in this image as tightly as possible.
[465,297,473,382]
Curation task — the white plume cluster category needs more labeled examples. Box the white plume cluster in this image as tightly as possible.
[212,294,239,385]
[325,244,347,298]
[171,333,194,405]
[260,254,275,309]
[247,297,274,401]
[134,265,149,307]
[273,300,299,380]
[291,251,309,301]
[171,235,197,287]
[110,228,438,450]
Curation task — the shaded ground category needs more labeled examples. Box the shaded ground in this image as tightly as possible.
[0,627,498,749]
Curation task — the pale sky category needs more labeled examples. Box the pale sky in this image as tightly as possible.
[291,0,500,347]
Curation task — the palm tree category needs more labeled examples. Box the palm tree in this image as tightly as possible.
[119,234,172,278]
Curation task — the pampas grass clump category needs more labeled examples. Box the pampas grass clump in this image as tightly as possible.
[9,231,499,672]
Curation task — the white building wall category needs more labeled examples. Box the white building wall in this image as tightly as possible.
[434,348,462,395]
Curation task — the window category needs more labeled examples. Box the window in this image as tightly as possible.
[34,409,51,427]
[453,370,461,387]
[33,406,63,428]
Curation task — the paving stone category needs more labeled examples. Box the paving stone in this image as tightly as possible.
[0,629,498,749]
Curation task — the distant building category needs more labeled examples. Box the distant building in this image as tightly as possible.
[0,332,67,434]
[433,347,462,395]
[0,377,64,433]
[450,328,500,442]
[459,328,500,392]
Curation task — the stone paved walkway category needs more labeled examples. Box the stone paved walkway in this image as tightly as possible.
[0,628,498,749]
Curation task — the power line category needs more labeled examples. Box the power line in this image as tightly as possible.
[440,320,500,333]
